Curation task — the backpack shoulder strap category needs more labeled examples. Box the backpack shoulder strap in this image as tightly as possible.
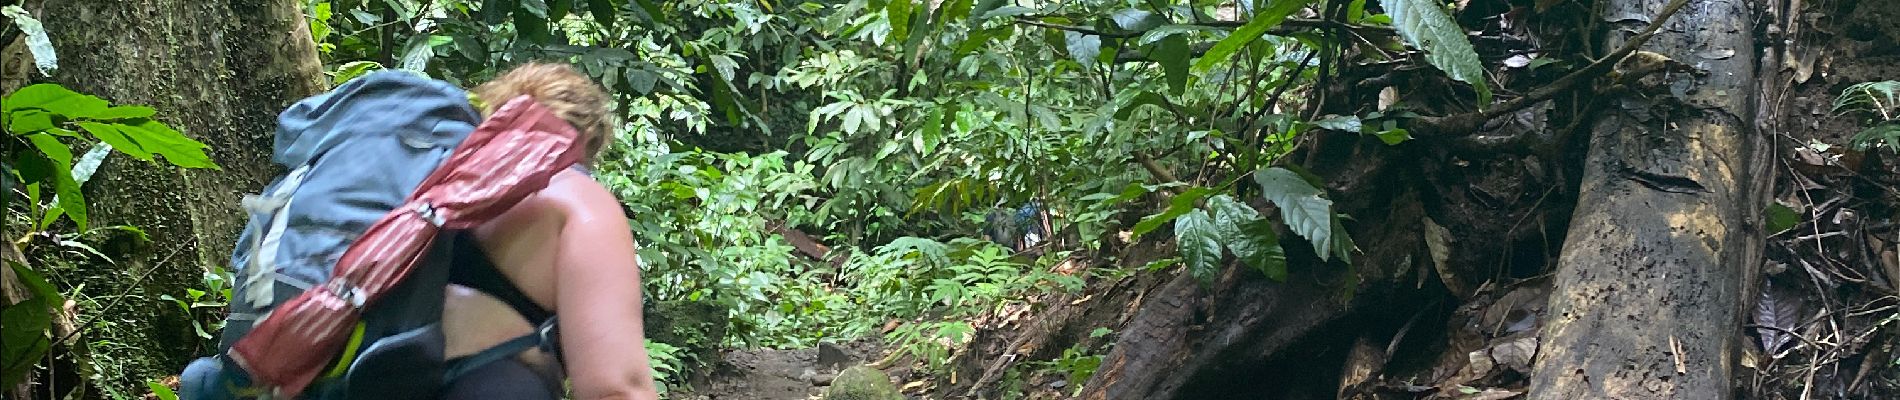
[442,316,560,382]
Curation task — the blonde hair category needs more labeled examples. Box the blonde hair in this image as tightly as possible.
[473,62,614,163]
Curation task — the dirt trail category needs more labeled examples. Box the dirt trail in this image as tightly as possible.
[675,340,886,400]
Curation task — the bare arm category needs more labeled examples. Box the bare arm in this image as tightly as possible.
[550,173,659,400]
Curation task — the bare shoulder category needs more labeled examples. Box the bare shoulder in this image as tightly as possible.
[542,169,627,225]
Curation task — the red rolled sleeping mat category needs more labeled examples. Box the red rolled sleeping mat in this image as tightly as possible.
[228,95,586,395]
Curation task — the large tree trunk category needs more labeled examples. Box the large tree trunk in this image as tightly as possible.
[35,0,323,390]
[1527,0,1772,398]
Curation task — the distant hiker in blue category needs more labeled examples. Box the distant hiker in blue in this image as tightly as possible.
[180,63,659,400]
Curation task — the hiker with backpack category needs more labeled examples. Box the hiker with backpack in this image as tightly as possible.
[180,63,658,400]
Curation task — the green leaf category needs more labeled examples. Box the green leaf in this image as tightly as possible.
[548,0,574,20]
[1154,35,1192,95]
[1254,167,1340,261]
[149,380,180,400]
[1175,209,1223,283]
[1192,0,1310,73]
[23,133,72,168]
[484,0,517,25]
[1065,31,1102,66]
[1133,186,1214,237]
[1110,9,1167,32]
[1374,128,1411,145]
[2,6,57,76]
[88,106,157,120]
[8,109,55,133]
[1,261,59,387]
[1850,124,1900,153]
[588,0,619,27]
[1311,114,1362,131]
[76,122,152,160]
[116,120,217,169]
[1209,195,1286,280]
[1766,202,1801,233]
[333,61,385,85]
[1384,0,1492,106]
[3,84,109,117]
[631,0,665,24]
[939,0,975,22]
[514,11,552,43]
[887,0,915,45]
[1115,91,1182,120]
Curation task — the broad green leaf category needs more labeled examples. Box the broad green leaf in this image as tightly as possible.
[1175,209,1223,283]
[1192,0,1310,73]
[3,84,108,117]
[117,120,217,169]
[23,133,72,167]
[514,12,552,43]
[1,6,56,76]
[626,68,659,94]
[89,106,157,120]
[1116,91,1174,120]
[76,122,152,160]
[1065,31,1102,66]
[1,261,59,387]
[1133,186,1214,237]
[548,0,574,20]
[333,61,385,85]
[149,380,180,400]
[1110,9,1167,32]
[1766,202,1801,233]
[1383,0,1492,106]
[1374,128,1411,145]
[631,0,665,24]
[1154,35,1192,95]
[1208,195,1285,280]
[520,0,550,18]
[939,0,975,22]
[398,35,445,73]
[1254,167,1340,260]
[9,109,55,133]
[887,0,915,45]
[1311,114,1362,131]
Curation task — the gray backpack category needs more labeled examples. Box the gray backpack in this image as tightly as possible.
[182,71,559,400]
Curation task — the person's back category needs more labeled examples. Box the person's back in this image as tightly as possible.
[439,63,659,400]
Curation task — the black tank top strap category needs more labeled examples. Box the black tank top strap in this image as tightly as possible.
[447,231,555,325]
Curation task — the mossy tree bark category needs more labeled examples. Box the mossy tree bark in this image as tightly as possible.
[1527,0,1772,398]
[34,0,323,389]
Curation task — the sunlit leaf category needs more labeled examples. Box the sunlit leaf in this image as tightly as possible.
[1209,195,1285,280]
[1193,0,1310,73]
[1766,202,1801,233]
[3,84,109,117]
[332,61,385,85]
[1133,186,1214,237]
[1255,167,1341,260]
[887,0,915,45]
[1175,209,1223,283]
[1384,0,1492,106]
[1065,31,1102,66]
[1110,9,1166,32]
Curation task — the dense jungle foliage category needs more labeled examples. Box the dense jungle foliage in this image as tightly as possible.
[9,0,1900,398]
